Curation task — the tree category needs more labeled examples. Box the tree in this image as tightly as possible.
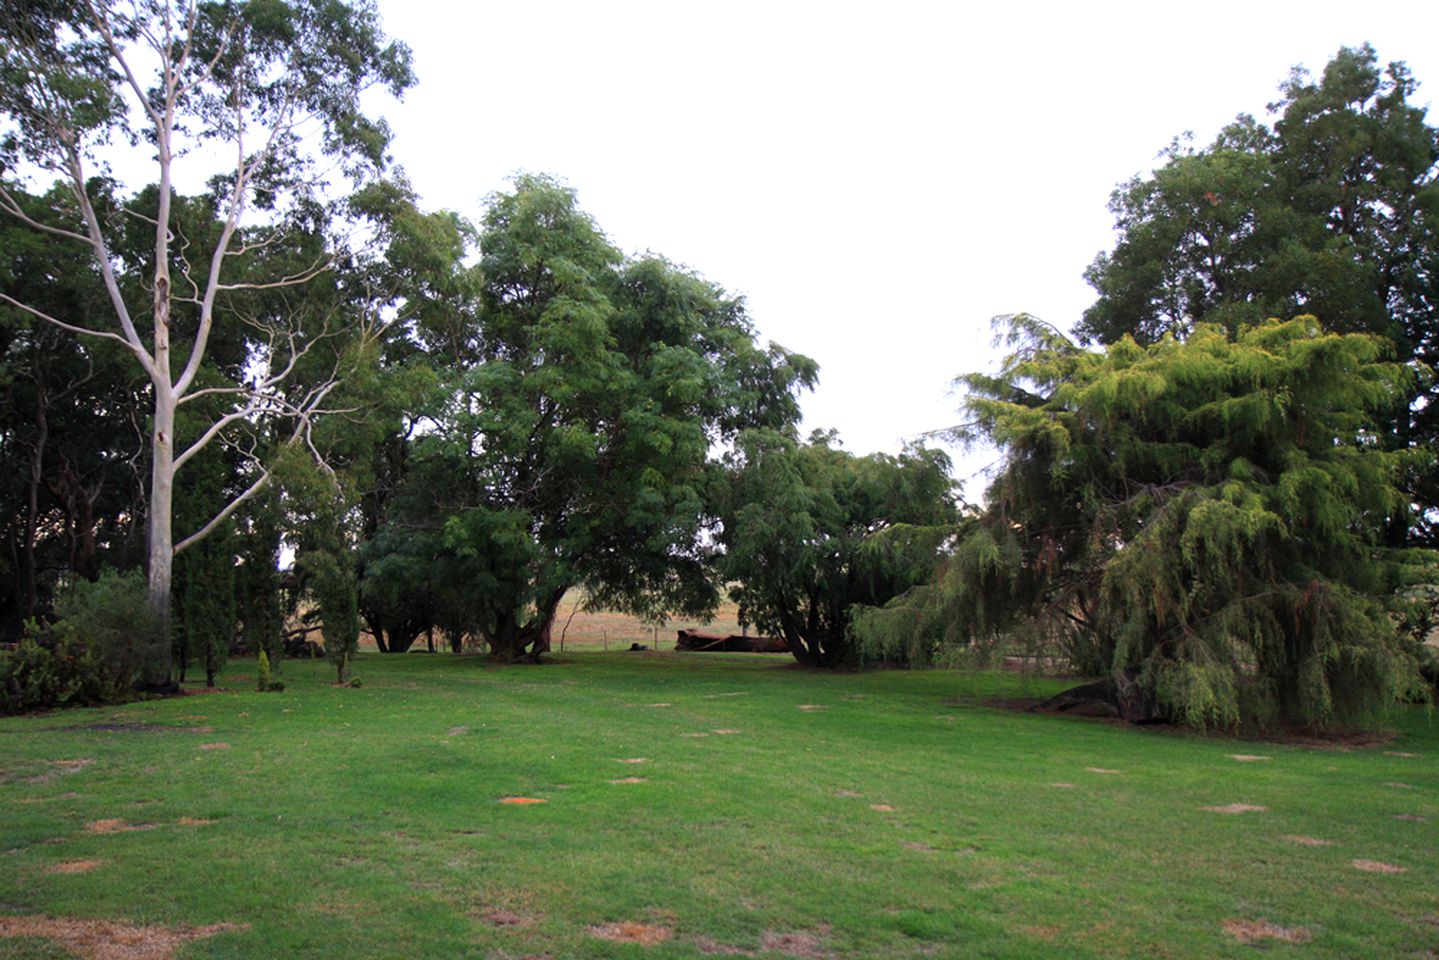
[1078,44,1439,544]
[0,0,414,636]
[877,314,1431,728]
[718,430,956,668]
[366,175,817,662]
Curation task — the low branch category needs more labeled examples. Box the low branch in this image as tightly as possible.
[174,468,271,556]
[0,293,146,358]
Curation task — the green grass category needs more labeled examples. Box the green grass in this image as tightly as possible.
[1,652,1435,959]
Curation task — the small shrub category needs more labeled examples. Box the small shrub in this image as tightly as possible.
[255,650,285,692]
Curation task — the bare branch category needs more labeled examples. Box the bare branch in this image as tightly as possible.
[215,258,333,291]
[0,185,93,244]
[0,292,147,358]
[175,468,272,556]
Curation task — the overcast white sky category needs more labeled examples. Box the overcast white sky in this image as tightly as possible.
[367,0,1438,497]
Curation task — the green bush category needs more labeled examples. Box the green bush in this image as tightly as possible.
[0,570,166,714]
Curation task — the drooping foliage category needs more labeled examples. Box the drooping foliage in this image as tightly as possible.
[1079,44,1439,545]
[718,430,957,668]
[861,314,1433,727]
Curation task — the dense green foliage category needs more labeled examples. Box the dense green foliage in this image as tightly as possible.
[1,570,164,714]
[1079,44,1439,544]
[360,175,817,661]
[860,314,1433,727]
[718,430,956,667]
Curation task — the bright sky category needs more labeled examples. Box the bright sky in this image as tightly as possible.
[371,1,1437,496]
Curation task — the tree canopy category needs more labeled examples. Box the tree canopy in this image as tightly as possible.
[856,314,1432,727]
[359,175,818,661]
[718,430,956,668]
[1078,44,1439,544]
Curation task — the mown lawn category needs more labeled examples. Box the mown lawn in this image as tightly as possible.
[1,651,1435,959]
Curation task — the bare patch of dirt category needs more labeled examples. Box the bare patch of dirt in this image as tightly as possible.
[616,758,647,764]
[1385,782,1415,789]
[760,927,831,958]
[587,922,671,946]
[0,915,248,960]
[1222,918,1311,944]
[1384,751,1419,758]
[1393,813,1428,823]
[1229,754,1270,762]
[1050,783,1076,789]
[648,703,672,708]
[1353,859,1407,874]
[1201,804,1267,814]
[610,777,647,784]
[681,732,710,738]
[869,804,896,812]
[175,818,214,827]
[447,726,468,737]
[1085,767,1121,775]
[1283,835,1334,846]
[903,841,936,852]
[84,820,155,835]
[796,704,826,712]
[713,729,740,735]
[44,860,106,875]
[498,797,546,805]
[834,790,863,798]
[477,908,532,928]
[197,743,230,751]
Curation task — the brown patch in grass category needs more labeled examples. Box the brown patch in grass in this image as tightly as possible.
[648,703,671,708]
[498,797,547,805]
[197,743,230,751]
[1393,813,1428,823]
[760,928,830,958]
[447,726,468,737]
[712,729,740,735]
[1353,859,1407,874]
[1222,918,1311,944]
[186,726,215,735]
[26,759,95,785]
[176,818,214,827]
[869,803,896,812]
[701,692,748,699]
[1200,804,1267,814]
[834,790,863,798]
[0,915,248,960]
[681,732,710,738]
[1283,835,1334,846]
[610,777,647,784]
[84,820,155,835]
[1385,751,1419,758]
[1050,783,1076,789]
[692,936,754,955]
[44,860,106,875]
[1018,925,1060,941]
[477,908,532,928]
[1385,781,1415,789]
[1229,754,1270,762]
[616,757,648,764]
[1085,767,1121,775]
[903,841,936,852]
[587,922,671,945]
[796,704,826,712]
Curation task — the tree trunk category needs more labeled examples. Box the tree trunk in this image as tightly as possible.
[148,382,175,651]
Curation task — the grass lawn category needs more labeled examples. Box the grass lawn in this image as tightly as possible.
[1,651,1435,959]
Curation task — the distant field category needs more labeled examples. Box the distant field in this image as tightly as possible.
[0,653,1435,959]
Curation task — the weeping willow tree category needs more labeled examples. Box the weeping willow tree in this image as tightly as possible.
[854,314,1434,728]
